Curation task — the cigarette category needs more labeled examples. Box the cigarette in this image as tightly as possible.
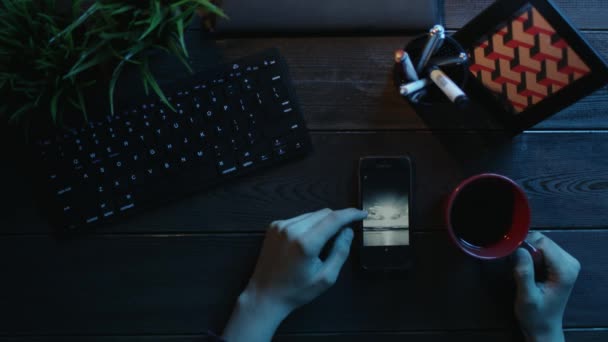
[408,90,427,104]
[394,49,405,63]
[395,50,419,81]
[416,25,445,74]
[402,52,419,81]
[399,78,431,96]
[429,67,468,105]
[428,53,469,67]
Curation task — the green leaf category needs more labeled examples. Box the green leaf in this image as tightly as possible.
[1,1,21,13]
[110,5,133,16]
[50,2,99,43]
[167,38,193,73]
[138,1,163,40]
[151,44,170,53]
[99,31,129,40]
[37,11,56,22]
[140,60,175,112]
[108,60,125,116]
[72,0,83,17]
[33,92,43,107]
[121,42,146,62]
[187,0,228,19]
[9,103,34,123]
[175,16,188,58]
[50,88,63,124]
[142,72,150,96]
[75,86,88,122]
[63,50,113,80]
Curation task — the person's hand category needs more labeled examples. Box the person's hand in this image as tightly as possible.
[513,232,581,342]
[222,208,367,342]
[246,207,367,312]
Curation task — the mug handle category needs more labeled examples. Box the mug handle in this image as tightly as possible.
[521,240,546,280]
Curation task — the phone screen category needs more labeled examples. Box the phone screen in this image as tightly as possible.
[361,160,410,246]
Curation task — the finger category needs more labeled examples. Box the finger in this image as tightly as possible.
[269,209,327,231]
[317,227,354,288]
[283,208,330,227]
[513,248,540,298]
[287,208,333,236]
[528,232,580,285]
[305,208,367,255]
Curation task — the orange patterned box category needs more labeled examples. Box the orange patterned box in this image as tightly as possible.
[453,0,608,133]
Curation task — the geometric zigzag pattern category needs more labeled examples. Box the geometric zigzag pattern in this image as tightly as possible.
[469,4,590,113]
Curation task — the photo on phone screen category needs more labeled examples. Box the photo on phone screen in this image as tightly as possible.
[361,162,410,247]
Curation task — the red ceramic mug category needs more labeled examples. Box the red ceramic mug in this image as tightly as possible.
[445,173,543,265]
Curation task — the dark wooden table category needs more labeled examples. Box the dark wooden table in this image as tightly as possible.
[2,1,608,341]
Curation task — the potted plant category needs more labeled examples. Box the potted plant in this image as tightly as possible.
[0,0,225,134]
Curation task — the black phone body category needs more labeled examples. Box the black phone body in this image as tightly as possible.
[359,156,412,271]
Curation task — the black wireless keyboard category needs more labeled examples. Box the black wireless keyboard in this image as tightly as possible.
[34,49,312,231]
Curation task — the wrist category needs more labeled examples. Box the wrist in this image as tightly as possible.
[222,287,291,342]
[524,326,565,342]
[238,286,292,323]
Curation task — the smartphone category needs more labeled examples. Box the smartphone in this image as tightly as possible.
[359,156,412,271]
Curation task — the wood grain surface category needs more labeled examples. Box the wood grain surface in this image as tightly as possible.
[1,0,607,340]
[0,230,605,336]
[445,0,608,30]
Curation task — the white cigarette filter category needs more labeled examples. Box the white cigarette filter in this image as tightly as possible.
[429,67,468,105]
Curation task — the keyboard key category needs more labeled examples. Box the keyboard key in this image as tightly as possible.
[127,172,144,187]
[259,152,272,162]
[163,142,177,155]
[129,152,146,169]
[147,147,162,159]
[111,176,127,193]
[217,157,237,175]
[55,186,81,227]
[271,137,287,148]
[223,83,238,97]
[99,195,116,219]
[229,137,241,151]
[241,78,255,92]
[162,161,174,171]
[144,166,160,180]
[203,109,216,121]
[111,158,126,174]
[207,89,220,109]
[238,150,255,168]
[179,135,195,153]
[96,165,111,181]
[103,145,117,157]
[115,192,136,213]
[136,131,155,148]
[274,145,288,157]
[212,143,230,158]
[192,98,204,114]
[177,154,190,167]
[212,123,225,138]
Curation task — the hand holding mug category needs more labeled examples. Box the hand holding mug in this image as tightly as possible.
[513,232,581,342]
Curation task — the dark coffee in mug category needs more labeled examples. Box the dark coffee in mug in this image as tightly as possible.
[450,178,515,247]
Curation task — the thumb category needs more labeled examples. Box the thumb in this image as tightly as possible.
[513,248,539,297]
[319,228,354,285]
